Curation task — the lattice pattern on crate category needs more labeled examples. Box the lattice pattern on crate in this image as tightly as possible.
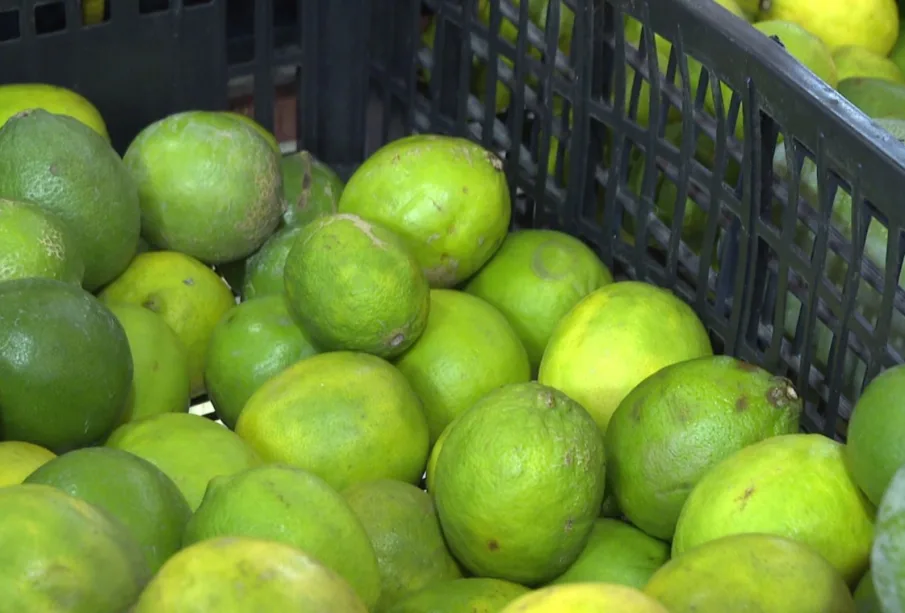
[372,0,905,440]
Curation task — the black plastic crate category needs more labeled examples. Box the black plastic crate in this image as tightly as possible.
[3,0,905,441]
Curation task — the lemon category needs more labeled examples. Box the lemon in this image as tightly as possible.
[759,0,899,56]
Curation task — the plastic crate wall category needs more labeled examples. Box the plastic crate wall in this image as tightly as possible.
[4,0,905,441]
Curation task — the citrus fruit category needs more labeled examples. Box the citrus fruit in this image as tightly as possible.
[236,351,430,491]
[538,281,713,434]
[98,250,236,398]
[0,83,109,140]
[833,45,905,83]
[338,134,511,287]
[205,295,319,429]
[853,568,881,612]
[105,412,261,511]
[425,419,453,493]
[549,519,669,589]
[123,110,283,264]
[393,289,531,443]
[463,229,613,372]
[0,108,140,290]
[0,198,84,285]
[644,533,855,612]
[500,583,669,613]
[283,213,430,358]
[673,433,876,585]
[0,278,132,451]
[433,381,606,585]
[183,464,382,609]
[872,462,905,613]
[25,446,192,574]
[220,111,281,154]
[759,0,899,56]
[605,356,802,540]
[386,577,530,613]
[104,302,191,424]
[846,363,905,506]
[281,150,344,228]
[752,21,839,88]
[0,483,149,612]
[132,536,369,613]
[342,479,463,611]
[837,77,905,120]
[241,225,303,300]
[0,441,56,486]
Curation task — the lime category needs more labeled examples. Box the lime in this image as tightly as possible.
[205,295,319,429]
[25,446,192,573]
[339,134,511,287]
[0,278,132,451]
[500,583,669,613]
[236,351,430,491]
[241,225,303,300]
[0,198,84,285]
[0,441,56,486]
[105,412,261,511]
[281,150,344,228]
[183,464,382,609]
[673,433,875,585]
[463,229,613,372]
[386,577,530,613]
[394,289,531,444]
[433,382,606,585]
[133,536,369,613]
[342,479,463,611]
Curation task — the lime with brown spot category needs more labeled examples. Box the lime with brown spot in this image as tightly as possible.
[183,464,382,609]
[673,434,875,585]
[105,412,261,511]
[342,479,463,611]
[644,533,855,612]
[386,577,530,613]
[283,213,430,359]
[236,351,430,492]
[204,294,319,429]
[99,250,236,397]
[124,110,283,264]
[394,289,531,444]
[338,134,511,288]
[605,356,802,540]
[133,536,369,613]
[432,382,606,585]
[464,229,613,373]
[538,281,713,435]
[549,519,669,589]
[281,150,345,228]
[0,198,84,285]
